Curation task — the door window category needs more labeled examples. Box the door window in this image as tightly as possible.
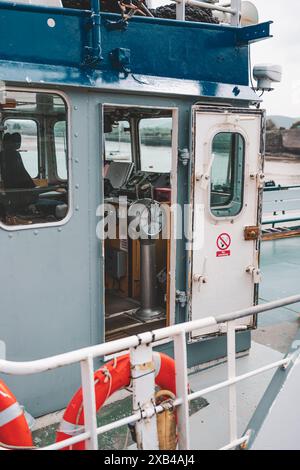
[210,132,245,217]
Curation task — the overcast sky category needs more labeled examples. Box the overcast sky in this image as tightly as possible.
[251,0,300,117]
[150,1,300,117]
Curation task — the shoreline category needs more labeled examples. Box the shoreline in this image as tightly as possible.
[266,153,300,162]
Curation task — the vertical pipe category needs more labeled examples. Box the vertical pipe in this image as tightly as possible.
[91,0,102,63]
[227,322,238,443]
[174,331,190,449]
[140,240,158,310]
[80,356,98,450]
[91,0,100,14]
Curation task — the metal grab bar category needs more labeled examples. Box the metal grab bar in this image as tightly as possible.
[1,293,300,451]
[170,0,241,25]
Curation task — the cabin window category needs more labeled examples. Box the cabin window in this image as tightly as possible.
[210,132,245,217]
[139,117,172,173]
[104,120,132,163]
[0,91,69,227]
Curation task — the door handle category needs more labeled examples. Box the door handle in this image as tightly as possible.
[195,153,216,189]
[193,274,208,291]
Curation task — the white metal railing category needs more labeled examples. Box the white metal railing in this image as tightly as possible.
[263,185,300,227]
[1,294,300,451]
[169,0,241,26]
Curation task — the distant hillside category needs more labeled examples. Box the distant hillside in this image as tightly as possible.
[268,115,300,129]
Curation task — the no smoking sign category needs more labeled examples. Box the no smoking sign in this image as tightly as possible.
[216,233,231,258]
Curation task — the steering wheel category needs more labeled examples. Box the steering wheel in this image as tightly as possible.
[129,198,163,239]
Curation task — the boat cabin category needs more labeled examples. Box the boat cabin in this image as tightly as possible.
[0,0,272,416]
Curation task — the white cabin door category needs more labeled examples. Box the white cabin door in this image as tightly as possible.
[189,107,264,338]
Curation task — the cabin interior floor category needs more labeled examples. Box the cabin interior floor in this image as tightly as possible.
[105,291,166,341]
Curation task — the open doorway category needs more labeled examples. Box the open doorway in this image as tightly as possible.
[102,105,177,341]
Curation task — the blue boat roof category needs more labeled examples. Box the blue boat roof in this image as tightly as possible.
[0,2,272,98]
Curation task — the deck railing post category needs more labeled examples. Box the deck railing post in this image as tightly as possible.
[90,0,102,64]
[80,356,98,450]
[174,331,190,449]
[227,322,238,443]
[230,0,241,26]
[130,344,159,450]
[176,0,186,20]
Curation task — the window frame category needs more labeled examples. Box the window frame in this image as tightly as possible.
[0,87,72,232]
[209,130,246,219]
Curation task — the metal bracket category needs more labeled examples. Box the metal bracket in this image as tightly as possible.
[250,171,265,189]
[246,265,262,284]
[178,148,190,166]
[193,274,208,293]
[239,430,252,450]
[244,225,260,241]
[110,48,131,75]
[105,18,129,31]
[236,21,273,46]
[175,290,188,308]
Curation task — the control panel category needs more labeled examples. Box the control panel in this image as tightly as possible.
[105,170,170,202]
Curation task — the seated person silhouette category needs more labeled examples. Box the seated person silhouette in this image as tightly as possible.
[0,133,35,190]
[0,133,36,216]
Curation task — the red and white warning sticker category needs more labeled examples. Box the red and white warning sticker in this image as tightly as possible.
[216,233,231,258]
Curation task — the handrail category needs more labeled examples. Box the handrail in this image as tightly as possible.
[1,295,300,375]
[1,293,300,450]
[170,0,241,25]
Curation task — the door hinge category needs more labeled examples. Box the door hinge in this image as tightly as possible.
[175,290,188,308]
[250,171,265,188]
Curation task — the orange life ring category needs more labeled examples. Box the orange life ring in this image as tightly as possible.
[56,352,176,450]
[0,379,33,449]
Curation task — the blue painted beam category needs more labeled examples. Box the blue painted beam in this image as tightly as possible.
[0,58,260,102]
[236,21,273,45]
